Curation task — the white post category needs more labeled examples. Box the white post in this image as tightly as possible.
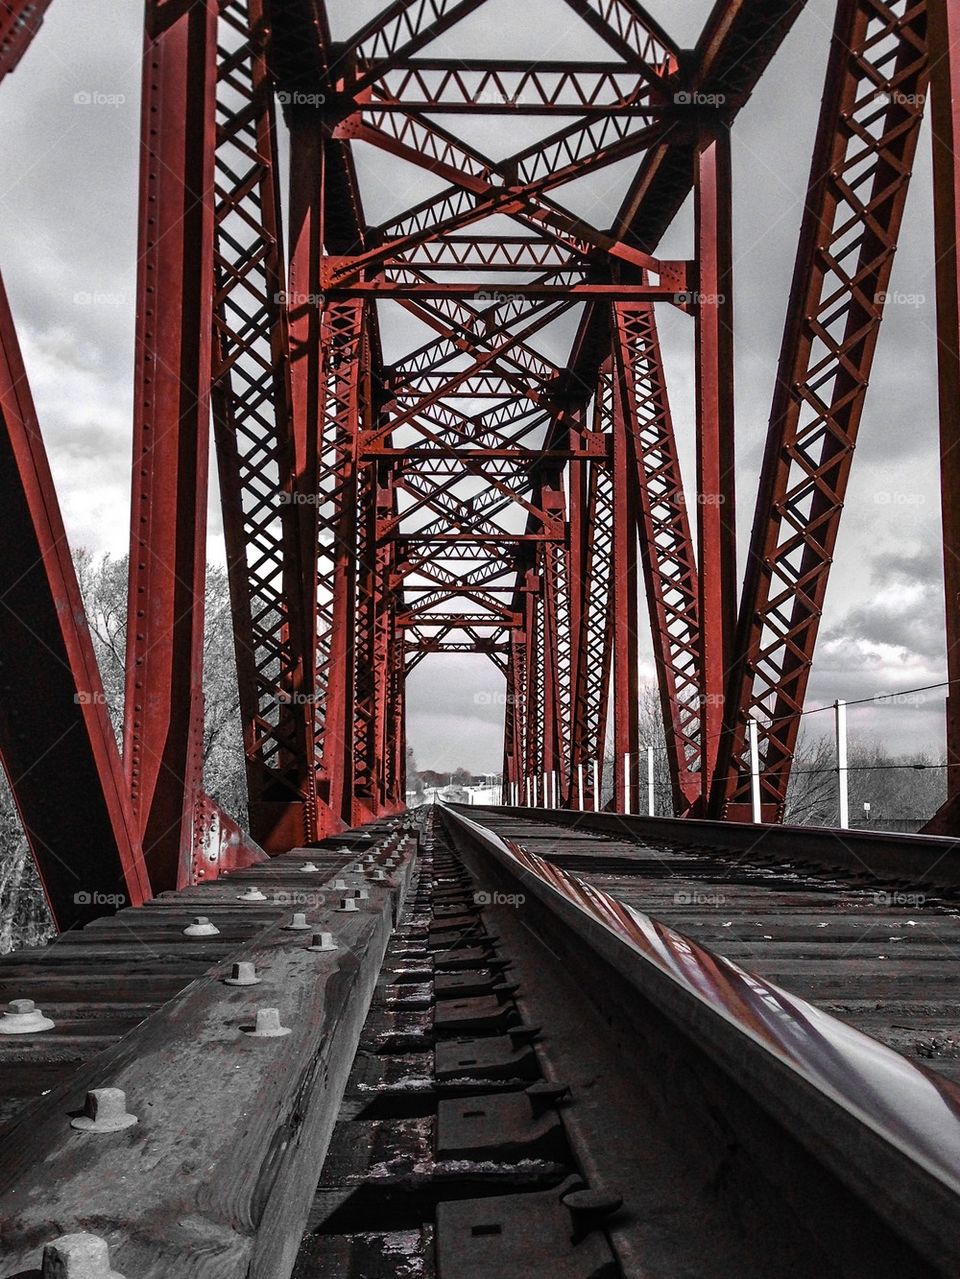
[577,763,584,811]
[749,718,762,823]
[552,770,558,808]
[835,698,849,829]
[647,746,655,816]
[593,759,600,811]
[541,771,548,808]
[623,752,631,814]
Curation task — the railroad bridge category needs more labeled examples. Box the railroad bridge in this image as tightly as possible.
[1,0,960,1275]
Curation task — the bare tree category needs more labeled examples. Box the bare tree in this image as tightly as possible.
[0,553,247,951]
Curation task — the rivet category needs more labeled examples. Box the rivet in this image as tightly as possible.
[183,916,220,936]
[337,897,360,912]
[308,932,337,952]
[299,861,320,873]
[369,869,388,882]
[224,961,261,986]
[331,878,349,890]
[0,998,54,1034]
[41,1232,125,1278]
[284,913,311,931]
[71,1088,137,1133]
[247,1007,292,1038]
[237,887,268,902]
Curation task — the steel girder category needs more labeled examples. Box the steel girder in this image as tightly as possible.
[713,0,929,820]
[123,0,219,891]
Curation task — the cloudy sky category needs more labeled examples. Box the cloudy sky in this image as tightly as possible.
[0,0,947,775]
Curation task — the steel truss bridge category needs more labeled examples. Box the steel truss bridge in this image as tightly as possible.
[2,0,957,934]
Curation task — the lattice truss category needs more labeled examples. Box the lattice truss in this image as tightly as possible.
[0,0,953,933]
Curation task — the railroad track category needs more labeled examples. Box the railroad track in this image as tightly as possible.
[291,805,960,1279]
[2,804,960,1275]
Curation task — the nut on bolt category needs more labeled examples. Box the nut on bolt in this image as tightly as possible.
[224,961,261,986]
[41,1232,125,1278]
[561,1186,624,1239]
[284,913,311,931]
[237,886,268,902]
[71,1088,138,1133]
[247,1007,292,1038]
[308,931,337,952]
[337,896,360,913]
[183,916,220,937]
[299,861,320,873]
[0,998,54,1034]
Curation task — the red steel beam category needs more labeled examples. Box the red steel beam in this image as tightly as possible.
[693,131,736,809]
[925,0,960,833]
[713,0,929,820]
[0,0,51,81]
[124,0,218,891]
[0,275,150,929]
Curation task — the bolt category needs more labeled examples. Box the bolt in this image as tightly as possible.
[562,1186,623,1239]
[526,1079,571,1117]
[237,887,267,902]
[41,1232,125,1278]
[0,998,54,1035]
[183,916,220,937]
[331,878,349,890]
[507,1022,542,1046]
[299,861,320,873]
[337,897,360,913]
[308,931,337,951]
[70,1088,137,1133]
[247,1007,292,1038]
[224,961,261,986]
[369,869,388,882]
[284,913,311,931]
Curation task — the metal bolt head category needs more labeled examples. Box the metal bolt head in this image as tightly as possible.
[248,1007,292,1038]
[42,1232,125,1278]
[71,1088,137,1133]
[284,913,311,931]
[337,897,360,912]
[183,916,220,937]
[299,861,320,873]
[308,931,337,952]
[0,998,54,1034]
[237,887,267,902]
[224,961,261,987]
[332,878,348,890]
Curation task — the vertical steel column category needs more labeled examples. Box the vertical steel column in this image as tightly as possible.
[315,300,366,827]
[611,349,640,812]
[930,0,960,816]
[694,129,736,809]
[124,0,218,892]
[612,303,701,815]
[212,0,317,853]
